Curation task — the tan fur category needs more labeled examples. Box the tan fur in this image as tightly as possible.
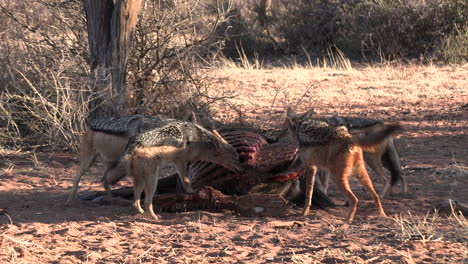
[67,114,187,203]
[67,130,128,203]
[276,122,408,197]
[317,125,407,197]
[299,142,387,223]
[133,146,180,159]
[286,109,395,223]
[350,126,407,197]
[130,145,195,220]
[124,128,241,220]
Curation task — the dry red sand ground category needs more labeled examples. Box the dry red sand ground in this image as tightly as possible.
[1,64,467,263]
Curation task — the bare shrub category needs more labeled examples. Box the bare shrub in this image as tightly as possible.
[0,0,89,150]
[127,0,235,123]
[219,0,467,63]
[0,0,234,149]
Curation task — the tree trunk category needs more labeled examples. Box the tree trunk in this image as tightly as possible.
[109,0,143,108]
[84,0,114,70]
[83,0,143,120]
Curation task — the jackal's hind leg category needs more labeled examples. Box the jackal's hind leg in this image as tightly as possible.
[303,165,318,216]
[356,161,387,219]
[67,153,97,203]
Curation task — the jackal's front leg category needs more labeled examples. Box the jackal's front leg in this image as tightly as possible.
[145,167,159,220]
[133,181,145,214]
[303,165,318,216]
[174,160,195,193]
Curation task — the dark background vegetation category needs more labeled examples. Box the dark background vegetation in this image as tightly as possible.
[227,0,467,63]
[0,0,466,150]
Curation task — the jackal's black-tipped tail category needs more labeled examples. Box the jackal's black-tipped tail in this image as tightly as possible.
[382,138,404,186]
[354,123,402,148]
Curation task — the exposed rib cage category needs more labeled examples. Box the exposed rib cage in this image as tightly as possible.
[188,129,299,195]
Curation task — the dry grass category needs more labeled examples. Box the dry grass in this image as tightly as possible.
[206,59,467,130]
[393,210,442,243]
[392,203,467,253]
[0,164,14,178]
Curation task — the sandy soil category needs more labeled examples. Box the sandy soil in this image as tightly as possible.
[1,64,467,263]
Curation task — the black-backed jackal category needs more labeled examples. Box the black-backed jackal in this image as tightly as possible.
[105,120,242,220]
[67,115,174,203]
[285,108,401,223]
[322,115,407,197]
[280,110,407,197]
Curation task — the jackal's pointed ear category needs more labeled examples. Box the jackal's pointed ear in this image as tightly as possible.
[285,116,296,132]
[183,111,199,124]
[213,130,229,145]
[300,108,315,119]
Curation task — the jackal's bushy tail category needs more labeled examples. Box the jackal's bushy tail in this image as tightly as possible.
[382,138,404,186]
[354,123,402,148]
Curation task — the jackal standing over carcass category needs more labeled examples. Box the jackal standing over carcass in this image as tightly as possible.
[279,109,407,197]
[104,120,242,220]
[285,108,401,223]
[67,115,175,203]
[322,115,407,197]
